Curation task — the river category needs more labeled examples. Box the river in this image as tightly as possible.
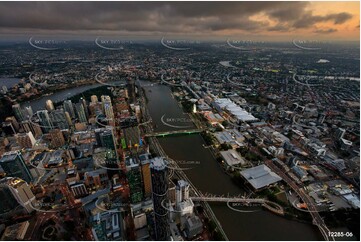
[141,82,322,241]
[23,81,323,240]
[20,84,101,111]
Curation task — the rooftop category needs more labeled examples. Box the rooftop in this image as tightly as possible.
[240,164,282,190]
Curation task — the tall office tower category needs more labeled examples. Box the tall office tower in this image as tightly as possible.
[12,104,24,122]
[0,151,33,183]
[101,95,114,120]
[15,132,36,149]
[24,106,33,119]
[126,157,144,204]
[36,110,53,133]
[89,102,103,116]
[64,111,72,127]
[91,95,99,103]
[0,177,35,213]
[175,180,190,205]
[99,129,116,150]
[63,100,75,118]
[45,99,55,112]
[141,158,152,198]
[0,179,20,216]
[150,157,169,241]
[127,79,136,103]
[2,122,16,135]
[336,128,346,140]
[20,120,43,138]
[49,129,66,148]
[50,109,69,129]
[80,98,89,119]
[5,116,20,131]
[75,103,88,123]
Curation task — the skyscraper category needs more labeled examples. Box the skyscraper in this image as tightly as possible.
[141,158,152,198]
[63,100,75,118]
[49,129,66,148]
[0,151,33,183]
[91,95,99,103]
[150,157,169,240]
[45,99,55,112]
[176,180,190,205]
[24,106,33,119]
[126,157,143,204]
[50,109,69,129]
[75,103,88,123]
[0,177,35,213]
[80,98,89,120]
[15,132,36,149]
[12,104,24,122]
[20,120,43,138]
[0,180,20,215]
[99,129,116,150]
[101,95,114,121]
[36,110,53,133]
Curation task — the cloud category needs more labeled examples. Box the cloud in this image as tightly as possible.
[0,1,355,37]
[292,12,353,28]
[313,28,338,34]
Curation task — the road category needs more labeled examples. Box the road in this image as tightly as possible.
[265,159,334,241]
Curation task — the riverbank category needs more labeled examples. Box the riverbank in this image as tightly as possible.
[142,81,323,241]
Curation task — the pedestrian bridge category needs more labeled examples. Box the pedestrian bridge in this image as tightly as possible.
[190,195,284,215]
[144,128,203,137]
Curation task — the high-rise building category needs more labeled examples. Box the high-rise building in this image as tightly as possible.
[91,95,99,103]
[101,95,114,121]
[75,103,88,123]
[5,116,20,131]
[80,98,89,119]
[12,104,24,122]
[36,110,53,133]
[126,157,143,204]
[63,100,75,118]
[0,177,35,213]
[15,132,36,149]
[141,160,152,198]
[150,157,169,241]
[24,106,33,119]
[2,122,16,135]
[0,179,20,215]
[176,180,190,205]
[99,129,116,150]
[127,79,136,103]
[0,151,33,183]
[20,120,43,138]
[49,129,66,148]
[45,99,55,112]
[64,111,72,127]
[50,109,69,129]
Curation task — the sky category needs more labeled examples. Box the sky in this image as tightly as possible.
[0,1,359,41]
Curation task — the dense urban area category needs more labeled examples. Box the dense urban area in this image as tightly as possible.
[0,38,359,241]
